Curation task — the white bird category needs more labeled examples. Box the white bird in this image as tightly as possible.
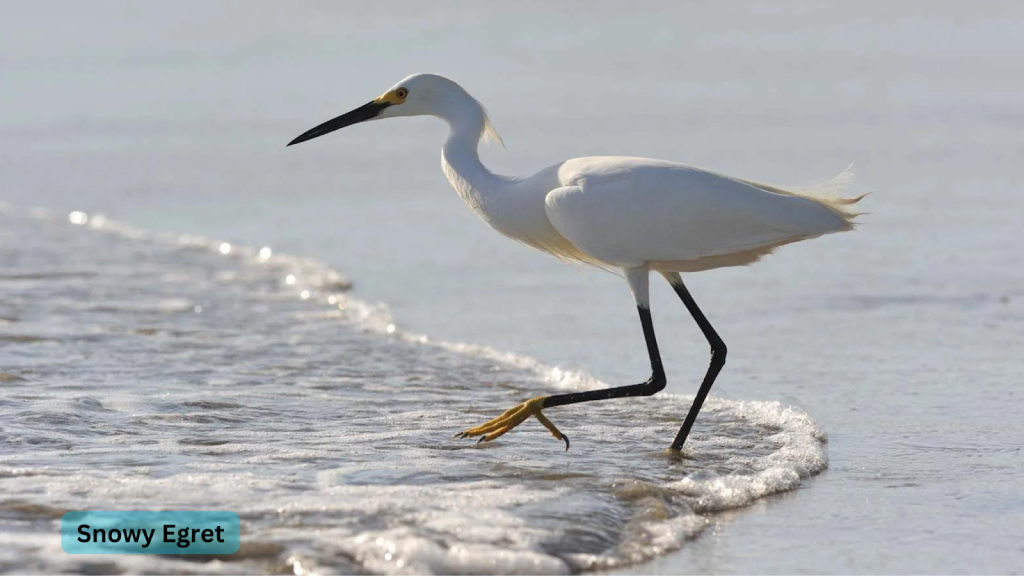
[288,73,864,452]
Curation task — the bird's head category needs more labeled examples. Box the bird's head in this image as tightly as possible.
[287,73,491,147]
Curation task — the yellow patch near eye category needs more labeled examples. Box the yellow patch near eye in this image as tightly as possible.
[375,89,407,105]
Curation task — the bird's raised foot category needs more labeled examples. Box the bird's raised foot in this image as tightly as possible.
[454,396,570,451]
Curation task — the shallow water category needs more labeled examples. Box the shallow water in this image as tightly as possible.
[0,210,827,574]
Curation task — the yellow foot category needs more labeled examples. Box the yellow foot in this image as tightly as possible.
[454,396,570,451]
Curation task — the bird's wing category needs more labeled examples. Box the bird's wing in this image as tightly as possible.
[543,159,850,268]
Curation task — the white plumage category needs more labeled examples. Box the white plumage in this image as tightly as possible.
[288,73,865,452]
[545,159,859,270]
[419,74,863,277]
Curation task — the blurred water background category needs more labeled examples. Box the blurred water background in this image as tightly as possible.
[1,1,1022,573]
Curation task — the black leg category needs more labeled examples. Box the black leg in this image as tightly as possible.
[453,269,664,450]
[542,305,666,409]
[666,275,727,451]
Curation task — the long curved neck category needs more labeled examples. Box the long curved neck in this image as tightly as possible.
[439,97,514,213]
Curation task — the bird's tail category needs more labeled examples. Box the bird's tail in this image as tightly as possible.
[738,165,868,231]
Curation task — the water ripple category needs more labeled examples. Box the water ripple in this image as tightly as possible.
[0,209,827,574]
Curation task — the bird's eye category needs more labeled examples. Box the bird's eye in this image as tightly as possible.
[396,88,408,99]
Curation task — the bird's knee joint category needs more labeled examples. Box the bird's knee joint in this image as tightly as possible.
[711,343,727,365]
[643,373,667,395]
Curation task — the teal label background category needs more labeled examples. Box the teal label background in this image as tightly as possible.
[61,511,240,555]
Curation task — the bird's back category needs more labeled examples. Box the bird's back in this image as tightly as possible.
[541,157,863,271]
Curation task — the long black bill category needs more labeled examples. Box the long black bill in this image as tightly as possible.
[287,100,391,147]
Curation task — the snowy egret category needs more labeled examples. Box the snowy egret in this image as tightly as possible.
[288,73,864,452]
